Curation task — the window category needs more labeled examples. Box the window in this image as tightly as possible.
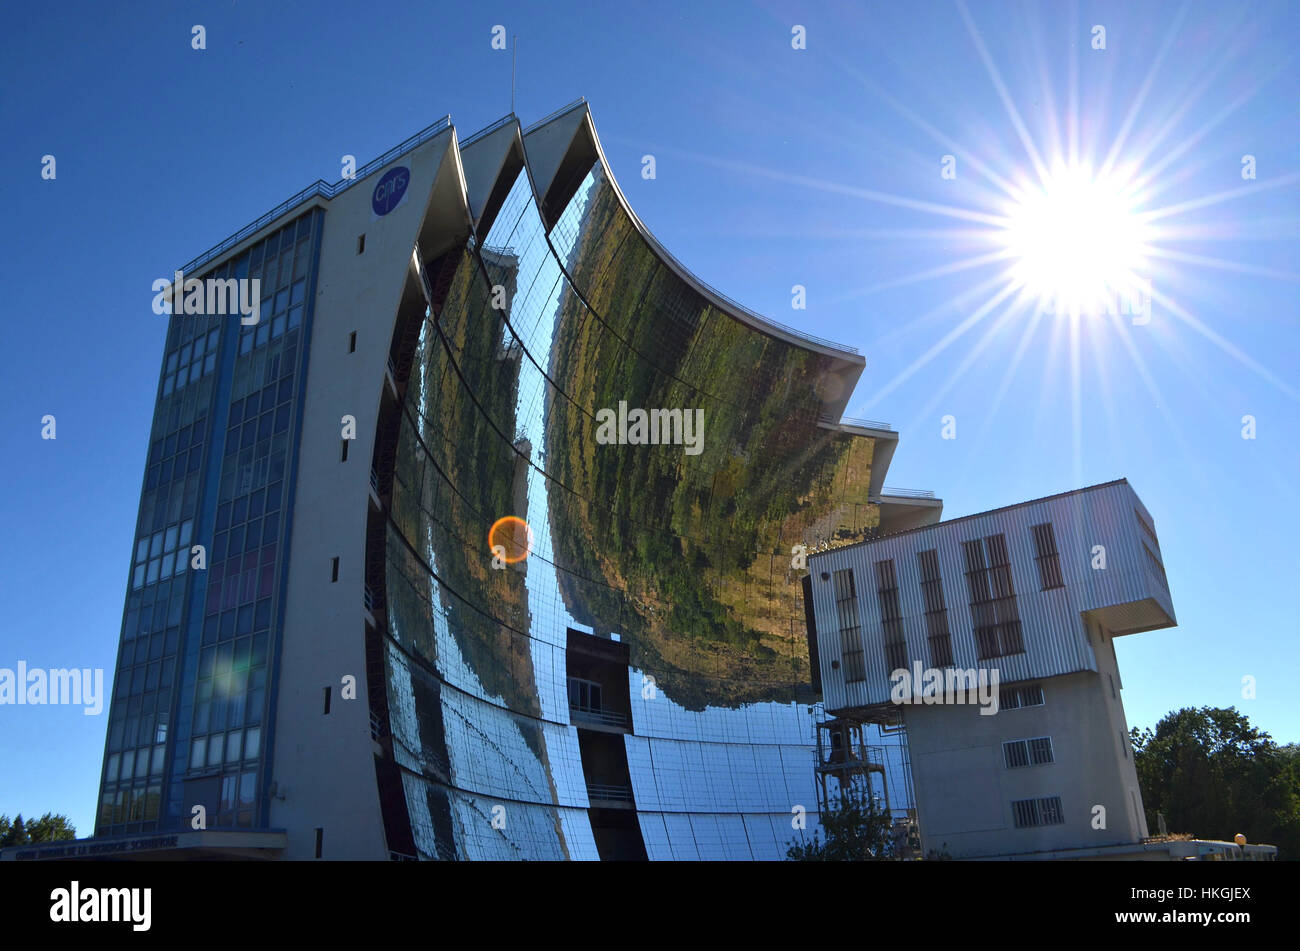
[1121,729,1129,758]
[341,439,349,462]
[1143,541,1169,591]
[918,549,953,667]
[963,534,1024,659]
[1000,683,1045,710]
[875,559,907,673]
[315,827,324,859]
[833,569,865,683]
[330,557,339,583]
[356,234,365,255]
[1012,795,1065,828]
[1004,736,1053,768]
[567,677,603,713]
[1134,507,1159,549]
[323,685,332,715]
[1030,522,1064,590]
[1004,739,1030,768]
[348,331,357,353]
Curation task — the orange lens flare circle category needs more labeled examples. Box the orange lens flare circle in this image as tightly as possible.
[488,516,533,564]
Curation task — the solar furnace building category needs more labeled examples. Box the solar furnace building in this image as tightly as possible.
[88,100,934,860]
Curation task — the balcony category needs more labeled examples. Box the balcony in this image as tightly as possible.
[586,783,635,808]
[570,704,630,732]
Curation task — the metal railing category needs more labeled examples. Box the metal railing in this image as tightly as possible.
[369,710,387,741]
[822,414,894,431]
[460,112,518,148]
[363,585,377,612]
[522,97,587,134]
[569,705,630,729]
[880,487,937,499]
[177,115,454,276]
[586,783,634,803]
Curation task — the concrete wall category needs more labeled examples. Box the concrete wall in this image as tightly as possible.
[906,668,1145,858]
[267,131,460,860]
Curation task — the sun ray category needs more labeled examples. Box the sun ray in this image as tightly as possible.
[1141,172,1300,224]
[852,277,1019,415]
[824,48,1022,199]
[956,0,1052,185]
[872,269,1017,348]
[1098,3,1190,178]
[903,295,1026,436]
[828,248,1017,300]
[1145,247,1300,283]
[1147,286,1300,402]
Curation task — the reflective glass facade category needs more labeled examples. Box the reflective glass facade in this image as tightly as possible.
[377,124,886,859]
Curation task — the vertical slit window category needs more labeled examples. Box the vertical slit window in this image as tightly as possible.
[833,569,865,683]
[918,549,953,667]
[1031,522,1064,590]
[874,559,907,673]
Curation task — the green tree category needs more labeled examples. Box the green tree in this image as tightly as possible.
[1132,706,1300,858]
[27,813,76,843]
[786,786,898,861]
[1,813,29,847]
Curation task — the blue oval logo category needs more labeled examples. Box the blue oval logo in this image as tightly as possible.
[372,166,410,216]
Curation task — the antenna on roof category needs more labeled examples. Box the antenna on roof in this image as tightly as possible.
[511,36,517,115]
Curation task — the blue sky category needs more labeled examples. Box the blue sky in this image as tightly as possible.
[2,0,1297,836]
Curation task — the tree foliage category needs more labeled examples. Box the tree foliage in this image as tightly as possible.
[1131,706,1300,858]
[0,812,77,847]
[786,786,898,861]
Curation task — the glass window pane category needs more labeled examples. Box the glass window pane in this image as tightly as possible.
[190,737,206,769]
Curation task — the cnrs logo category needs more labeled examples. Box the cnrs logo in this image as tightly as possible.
[372,166,410,216]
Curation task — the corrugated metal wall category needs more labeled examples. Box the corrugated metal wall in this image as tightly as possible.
[809,481,1175,711]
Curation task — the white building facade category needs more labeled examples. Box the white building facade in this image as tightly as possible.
[805,480,1176,859]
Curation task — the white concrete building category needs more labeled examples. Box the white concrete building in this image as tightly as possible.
[805,479,1176,859]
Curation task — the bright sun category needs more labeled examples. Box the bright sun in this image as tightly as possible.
[1001,162,1152,317]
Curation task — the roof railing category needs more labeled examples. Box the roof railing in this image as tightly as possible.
[176,115,453,276]
[461,112,518,148]
[820,414,893,431]
[522,97,587,133]
[880,487,937,499]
